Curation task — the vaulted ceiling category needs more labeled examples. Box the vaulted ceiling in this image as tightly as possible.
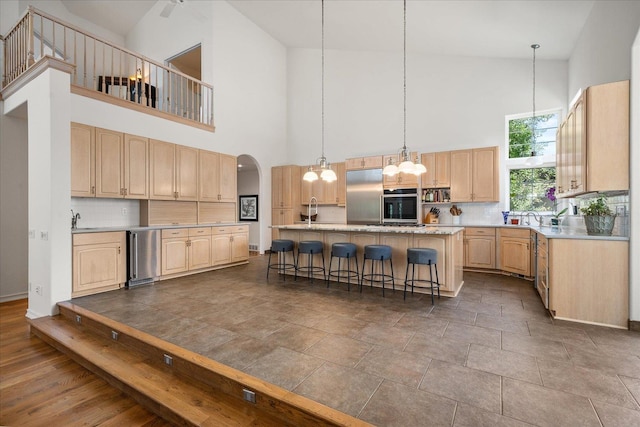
[60,0,595,60]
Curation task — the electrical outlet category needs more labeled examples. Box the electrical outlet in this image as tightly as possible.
[75,315,82,324]
[40,231,48,241]
[111,331,119,341]
[121,208,127,216]
[34,285,42,296]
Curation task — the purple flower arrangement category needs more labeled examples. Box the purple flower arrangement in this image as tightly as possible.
[546,186,556,202]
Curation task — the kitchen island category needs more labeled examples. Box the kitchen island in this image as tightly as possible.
[271,224,464,297]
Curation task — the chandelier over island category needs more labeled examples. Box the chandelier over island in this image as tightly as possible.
[383,0,426,177]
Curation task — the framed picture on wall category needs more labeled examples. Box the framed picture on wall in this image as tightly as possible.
[239,195,258,221]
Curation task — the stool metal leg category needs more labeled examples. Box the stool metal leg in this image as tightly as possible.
[390,258,395,293]
[267,250,273,280]
[429,262,434,305]
[381,256,385,297]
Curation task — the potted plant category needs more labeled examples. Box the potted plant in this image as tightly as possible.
[580,196,616,236]
[550,207,568,227]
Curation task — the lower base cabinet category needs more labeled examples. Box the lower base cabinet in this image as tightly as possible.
[212,225,249,266]
[72,232,126,297]
[464,227,496,269]
[498,228,531,276]
[162,225,249,276]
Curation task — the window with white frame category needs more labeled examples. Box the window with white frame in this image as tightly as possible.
[505,109,561,212]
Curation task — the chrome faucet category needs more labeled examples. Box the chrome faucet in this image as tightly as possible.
[71,209,81,229]
[524,211,542,226]
[308,197,318,226]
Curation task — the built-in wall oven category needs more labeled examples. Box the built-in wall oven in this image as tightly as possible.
[381,189,419,224]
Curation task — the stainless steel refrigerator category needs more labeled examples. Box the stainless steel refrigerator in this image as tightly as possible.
[346,169,383,224]
[127,229,160,287]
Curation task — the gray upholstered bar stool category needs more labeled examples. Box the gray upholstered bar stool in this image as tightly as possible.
[267,239,296,281]
[327,242,359,291]
[360,244,395,297]
[404,248,440,304]
[295,240,325,282]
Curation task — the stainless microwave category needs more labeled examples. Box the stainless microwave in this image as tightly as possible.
[381,189,419,224]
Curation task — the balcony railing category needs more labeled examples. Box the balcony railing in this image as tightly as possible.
[2,7,214,129]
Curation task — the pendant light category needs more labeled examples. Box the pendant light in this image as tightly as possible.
[304,0,337,183]
[525,43,543,167]
[383,0,426,177]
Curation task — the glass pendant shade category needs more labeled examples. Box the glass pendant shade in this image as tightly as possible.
[383,158,399,176]
[320,168,337,182]
[398,159,416,174]
[303,168,319,182]
[413,162,427,175]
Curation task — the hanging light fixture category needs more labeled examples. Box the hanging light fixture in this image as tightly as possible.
[525,43,543,167]
[383,0,425,177]
[304,0,337,183]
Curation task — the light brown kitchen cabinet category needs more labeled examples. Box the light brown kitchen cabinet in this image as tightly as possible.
[95,129,149,199]
[188,227,212,270]
[556,80,629,197]
[72,232,126,297]
[71,123,95,197]
[334,162,346,206]
[161,228,189,275]
[421,152,450,189]
[450,147,499,202]
[345,155,383,170]
[498,228,530,276]
[464,227,496,269]
[150,140,198,201]
[199,150,237,203]
[211,225,249,266]
[548,238,628,328]
[383,152,419,189]
[272,166,301,239]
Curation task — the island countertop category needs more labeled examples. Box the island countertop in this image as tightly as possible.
[271,223,465,235]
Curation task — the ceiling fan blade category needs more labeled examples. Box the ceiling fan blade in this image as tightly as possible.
[160,2,176,18]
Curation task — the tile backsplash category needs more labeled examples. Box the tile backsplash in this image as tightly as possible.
[70,198,140,228]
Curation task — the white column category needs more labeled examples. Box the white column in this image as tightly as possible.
[630,28,640,325]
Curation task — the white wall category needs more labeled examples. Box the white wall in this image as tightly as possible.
[568,1,640,101]
[287,48,567,164]
[0,106,28,302]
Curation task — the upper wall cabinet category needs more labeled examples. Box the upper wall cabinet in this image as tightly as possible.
[71,123,148,199]
[71,123,95,197]
[149,140,198,201]
[556,80,629,197]
[95,129,149,199]
[199,151,237,203]
[345,155,383,170]
[450,146,499,202]
[382,152,419,189]
[421,151,451,189]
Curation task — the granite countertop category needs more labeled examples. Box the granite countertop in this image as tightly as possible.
[271,223,464,235]
[72,223,247,234]
[424,222,629,241]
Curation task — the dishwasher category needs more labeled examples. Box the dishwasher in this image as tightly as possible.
[127,229,160,287]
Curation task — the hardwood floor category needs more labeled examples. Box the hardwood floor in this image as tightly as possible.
[0,299,171,427]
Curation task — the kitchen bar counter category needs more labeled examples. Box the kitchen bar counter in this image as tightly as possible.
[71,223,247,234]
[272,224,464,297]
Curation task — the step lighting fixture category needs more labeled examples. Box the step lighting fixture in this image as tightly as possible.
[383,0,426,177]
[303,0,337,183]
[525,43,543,167]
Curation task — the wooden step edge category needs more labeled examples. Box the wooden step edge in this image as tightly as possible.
[55,301,372,427]
[29,316,208,426]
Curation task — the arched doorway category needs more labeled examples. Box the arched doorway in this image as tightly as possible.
[236,154,262,254]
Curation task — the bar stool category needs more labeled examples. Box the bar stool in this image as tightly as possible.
[404,248,440,304]
[295,240,325,282]
[327,243,359,291]
[360,244,395,297]
[267,239,296,281]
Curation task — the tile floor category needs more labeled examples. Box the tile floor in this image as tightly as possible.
[71,256,640,426]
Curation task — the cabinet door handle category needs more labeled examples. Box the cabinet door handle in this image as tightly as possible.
[91,186,95,194]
